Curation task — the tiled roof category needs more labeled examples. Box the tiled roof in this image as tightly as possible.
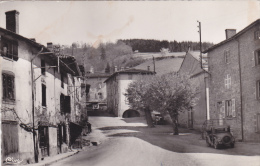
[0,27,81,76]
[104,68,155,83]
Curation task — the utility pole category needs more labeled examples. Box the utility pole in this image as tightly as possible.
[152,56,155,73]
[197,21,202,69]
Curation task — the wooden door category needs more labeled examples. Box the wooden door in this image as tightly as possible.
[39,126,49,157]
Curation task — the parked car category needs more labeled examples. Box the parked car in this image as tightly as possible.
[153,114,166,125]
[202,119,235,149]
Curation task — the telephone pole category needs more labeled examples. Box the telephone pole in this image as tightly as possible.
[197,21,202,69]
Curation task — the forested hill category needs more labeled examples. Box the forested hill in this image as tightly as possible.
[118,39,214,52]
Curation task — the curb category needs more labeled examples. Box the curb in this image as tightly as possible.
[20,150,80,166]
[41,151,79,166]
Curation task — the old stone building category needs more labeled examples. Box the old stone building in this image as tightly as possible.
[178,51,209,130]
[204,19,260,142]
[105,68,154,117]
[0,10,85,164]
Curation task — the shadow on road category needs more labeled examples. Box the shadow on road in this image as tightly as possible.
[98,125,260,156]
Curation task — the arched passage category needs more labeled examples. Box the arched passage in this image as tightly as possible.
[122,109,140,118]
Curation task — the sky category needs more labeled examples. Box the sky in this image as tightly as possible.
[0,1,259,47]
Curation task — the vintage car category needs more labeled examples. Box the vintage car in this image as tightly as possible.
[153,114,166,125]
[202,120,235,149]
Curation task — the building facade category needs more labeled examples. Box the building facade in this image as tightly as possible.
[204,19,260,142]
[85,72,110,111]
[105,68,154,117]
[178,52,209,130]
[1,10,85,164]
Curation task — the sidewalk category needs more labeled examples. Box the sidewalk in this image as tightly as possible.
[19,150,79,166]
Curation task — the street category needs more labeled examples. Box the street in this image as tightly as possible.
[51,116,260,166]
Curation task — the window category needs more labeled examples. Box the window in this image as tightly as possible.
[256,80,260,100]
[98,92,103,99]
[128,74,133,80]
[0,37,18,61]
[41,59,46,75]
[225,100,232,117]
[255,50,260,66]
[42,84,46,107]
[218,99,236,118]
[225,74,231,89]
[255,30,260,40]
[60,94,65,114]
[255,113,260,133]
[2,73,15,100]
[224,50,230,64]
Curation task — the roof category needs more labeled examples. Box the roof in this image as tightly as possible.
[85,72,111,78]
[134,57,184,75]
[0,27,80,76]
[203,19,260,53]
[104,68,155,83]
[179,52,209,78]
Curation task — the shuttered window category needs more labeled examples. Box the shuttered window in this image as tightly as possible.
[224,50,230,64]
[2,73,15,101]
[225,74,231,89]
[255,50,260,66]
[231,99,236,117]
[0,37,18,61]
[42,84,46,106]
[255,113,260,133]
[257,80,260,100]
[225,100,232,117]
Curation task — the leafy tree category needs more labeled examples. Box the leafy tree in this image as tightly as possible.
[126,73,197,134]
[126,77,155,127]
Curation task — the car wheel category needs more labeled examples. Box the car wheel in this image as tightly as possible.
[214,138,219,149]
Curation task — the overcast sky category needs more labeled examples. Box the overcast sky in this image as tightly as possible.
[0,1,259,47]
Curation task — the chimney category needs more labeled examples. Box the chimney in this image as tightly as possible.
[5,10,20,34]
[225,29,236,39]
[147,66,150,71]
[47,42,53,51]
[115,66,118,72]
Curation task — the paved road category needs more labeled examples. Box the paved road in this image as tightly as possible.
[51,116,260,166]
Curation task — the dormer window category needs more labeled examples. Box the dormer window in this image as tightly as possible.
[0,36,18,61]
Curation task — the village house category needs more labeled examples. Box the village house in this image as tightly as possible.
[178,51,209,130]
[104,67,154,117]
[0,10,86,164]
[85,68,110,111]
[204,19,260,142]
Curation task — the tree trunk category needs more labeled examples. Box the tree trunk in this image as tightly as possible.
[144,107,154,128]
[171,115,179,135]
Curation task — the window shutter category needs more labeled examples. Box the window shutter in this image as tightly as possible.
[222,101,225,118]
[224,78,227,89]
[252,51,256,67]
[231,99,236,117]
[64,96,71,113]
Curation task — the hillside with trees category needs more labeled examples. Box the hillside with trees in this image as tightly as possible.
[61,39,214,73]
